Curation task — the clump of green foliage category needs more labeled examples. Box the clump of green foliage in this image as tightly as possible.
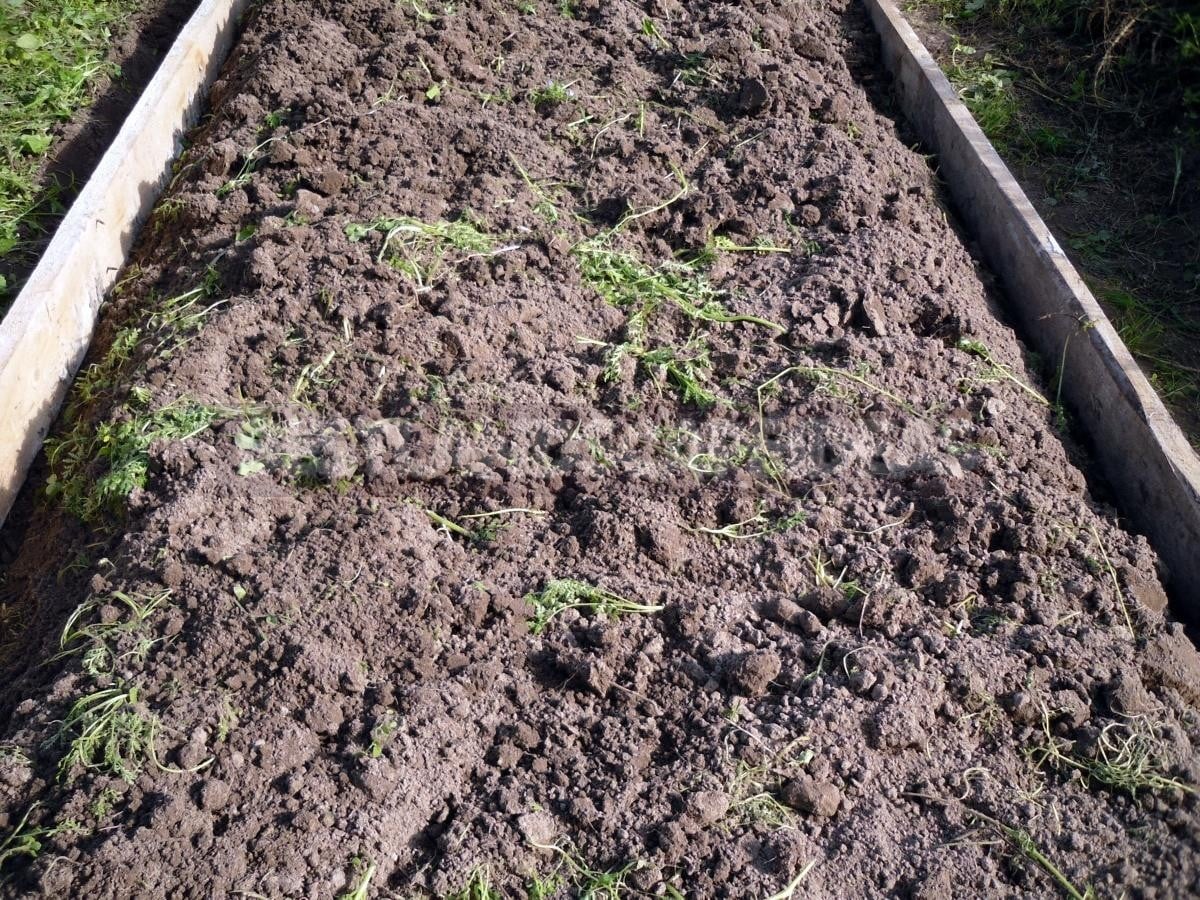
[46,397,222,522]
[525,578,663,634]
[346,215,497,290]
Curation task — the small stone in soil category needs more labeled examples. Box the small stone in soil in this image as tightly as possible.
[781,775,842,817]
[724,649,782,696]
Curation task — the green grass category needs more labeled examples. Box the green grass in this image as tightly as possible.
[0,0,138,297]
[46,397,224,522]
[346,215,497,290]
[945,39,1019,139]
[525,578,663,634]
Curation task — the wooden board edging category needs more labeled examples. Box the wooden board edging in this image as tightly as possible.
[864,0,1200,605]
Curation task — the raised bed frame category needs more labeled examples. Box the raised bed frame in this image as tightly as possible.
[1,0,1197,607]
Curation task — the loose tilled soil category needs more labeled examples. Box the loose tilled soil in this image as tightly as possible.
[0,0,200,298]
[0,0,1198,897]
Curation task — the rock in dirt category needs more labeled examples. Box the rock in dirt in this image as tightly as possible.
[196,778,232,812]
[517,810,556,845]
[735,77,770,114]
[723,649,781,696]
[781,775,841,817]
[686,790,730,826]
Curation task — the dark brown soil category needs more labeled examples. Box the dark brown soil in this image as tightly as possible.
[0,0,200,297]
[0,0,1198,897]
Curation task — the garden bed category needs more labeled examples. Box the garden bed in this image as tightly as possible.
[0,0,1197,896]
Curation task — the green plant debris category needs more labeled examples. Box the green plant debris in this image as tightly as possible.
[0,804,79,869]
[423,505,546,545]
[58,589,171,678]
[45,398,224,522]
[367,712,399,758]
[765,861,818,900]
[525,578,663,635]
[581,331,718,408]
[690,505,806,539]
[689,234,792,267]
[529,80,574,107]
[55,684,154,782]
[957,338,1050,407]
[726,740,814,828]
[217,136,284,197]
[345,215,500,290]
[339,859,377,900]
[574,239,785,332]
[529,841,644,899]
[0,0,138,289]
[810,552,867,601]
[447,866,501,900]
[1030,708,1195,798]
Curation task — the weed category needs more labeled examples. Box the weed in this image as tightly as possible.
[339,859,377,900]
[640,17,670,49]
[691,505,806,539]
[345,215,499,290]
[367,712,399,758]
[55,684,155,782]
[556,0,576,16]
[1029,708,1194,797]
[424,506,545,544]
[688,234,792,267]
[574,240,784,332]
[59,589,171,678]
[216,697,239,743]
[810,553,867,600]
[447,866,501,900]
[765,861,817,900]
[526,868,565,898]
[0,804,79,869]
[726,739,814,828]
[291,350,337,404]
[525,578,663,634]
[46,399,224,522]
[1086,523,1134,636]
[675,52,721,87]
[530,841,644,899]
[530,80,574,107]
[216,136,283,197]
